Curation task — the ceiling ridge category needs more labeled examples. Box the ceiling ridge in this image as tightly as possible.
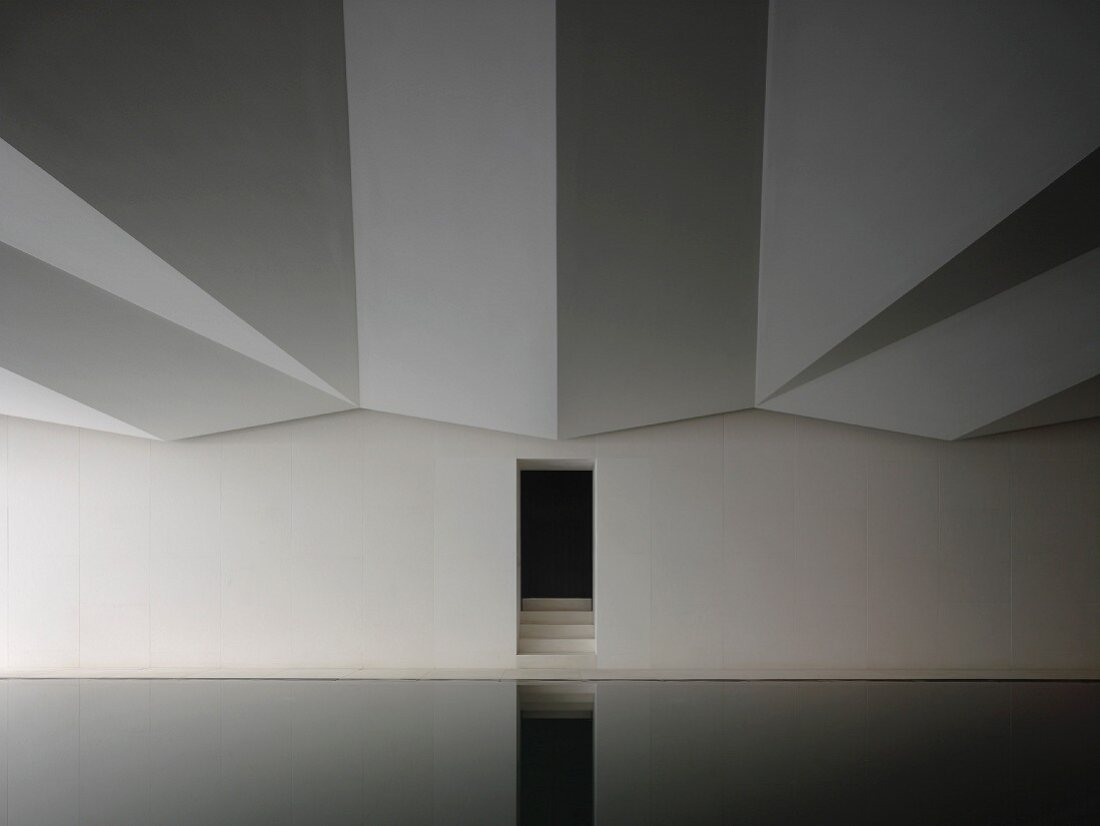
[0,363,157,440]
[960,373,1100,440]
[0,139,351,405]
[761,145,1100,405]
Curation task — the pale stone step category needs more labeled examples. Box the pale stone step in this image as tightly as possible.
[520,610,593,625]
[516,654,595,669]
[518,638,595,654]
[521,598,592,611]
[519,624,594,639]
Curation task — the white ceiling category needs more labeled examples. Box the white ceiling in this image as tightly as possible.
[346,0,558,439]
[757,0,1100,392]
[0,138,345,401]
[762,247,1100,440]
[0,0,1096,441]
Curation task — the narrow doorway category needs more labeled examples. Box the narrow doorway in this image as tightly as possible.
[520,470,592,600]
[517,464,595,667]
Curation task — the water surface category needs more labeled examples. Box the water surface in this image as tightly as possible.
[0,679,1096,824]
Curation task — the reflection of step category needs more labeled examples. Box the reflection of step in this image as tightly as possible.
[518,598,595,668]
[519,682,595,719]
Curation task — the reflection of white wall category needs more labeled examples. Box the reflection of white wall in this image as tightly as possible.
[0,407,1096,671]
[594,682,652,823]
[0,680,516,824]
[433,682,516,824]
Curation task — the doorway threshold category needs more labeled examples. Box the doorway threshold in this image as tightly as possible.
[2,667,1098,681]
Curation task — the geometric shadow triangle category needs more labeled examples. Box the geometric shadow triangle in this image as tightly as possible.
[763,144,1100,402]
[961,373,1100,439]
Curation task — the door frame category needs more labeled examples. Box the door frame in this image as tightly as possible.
[515,458,596,622]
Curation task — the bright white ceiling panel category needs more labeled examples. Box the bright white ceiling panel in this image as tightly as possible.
[346,0,557,438]
[0,366,155,439]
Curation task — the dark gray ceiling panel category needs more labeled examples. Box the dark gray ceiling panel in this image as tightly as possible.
[765,147,1100,401]
[0,0,359,402]
[556,0,767,438]
[758,0,1100,400]
[962,375,1100,439]
[0,243,351,440]
[0,0,1095,441]
[762,247,1100,440]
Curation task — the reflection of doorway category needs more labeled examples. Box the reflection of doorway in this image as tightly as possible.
[520,470,592,600]
[517,462,595,667]
[518,684,595,826]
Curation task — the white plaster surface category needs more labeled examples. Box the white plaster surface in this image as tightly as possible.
[0,138,346,401]
[0,407,1095,671]
[346,0,557,438]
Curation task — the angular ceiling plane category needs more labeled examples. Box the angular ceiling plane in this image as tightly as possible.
[0,0,1096,441]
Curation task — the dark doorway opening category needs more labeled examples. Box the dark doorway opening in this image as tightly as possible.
[518,715,594,826]
[519,470,593,599]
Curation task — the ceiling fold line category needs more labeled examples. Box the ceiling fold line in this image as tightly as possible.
[0,363,158,440]
[761,145,1100,404]
[0,138,353,405]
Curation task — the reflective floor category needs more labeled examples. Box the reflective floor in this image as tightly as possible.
[0,679,1096,824]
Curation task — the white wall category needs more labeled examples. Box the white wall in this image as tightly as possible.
[0,408,1096,671]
